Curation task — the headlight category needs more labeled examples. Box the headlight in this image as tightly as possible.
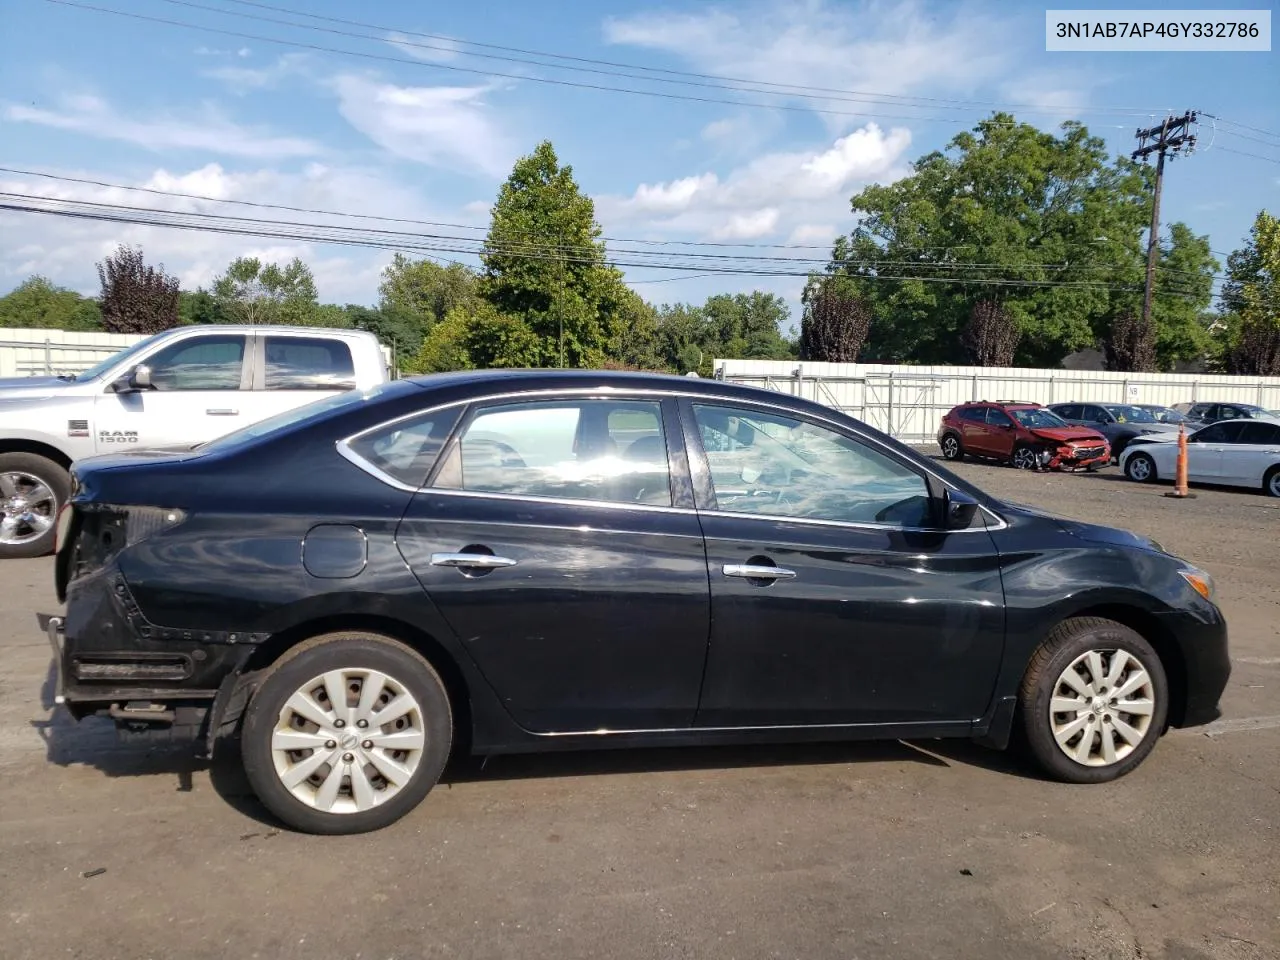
[1179,566,1215,602]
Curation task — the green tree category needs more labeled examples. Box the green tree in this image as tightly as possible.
[702,292,795,361]
[375,255,478,363]
[178,288,226,325]
[212,256,319,325]
[96,245,180,334]
[824,113,1219,367]
[612,290,667,370]
[0,276,101,330]
[480,140,627,367]
[1220,209,1280,375]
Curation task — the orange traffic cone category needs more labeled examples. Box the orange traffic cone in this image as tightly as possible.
[1163,423,1196,499]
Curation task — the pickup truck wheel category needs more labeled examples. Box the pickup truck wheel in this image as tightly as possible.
[1017,617,1168,784]
[241,632,452,835]
[0,453,69,559]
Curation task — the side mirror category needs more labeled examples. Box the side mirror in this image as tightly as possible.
[941,489,980,530]
[132,364,153,390]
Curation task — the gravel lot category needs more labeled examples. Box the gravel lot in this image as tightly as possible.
[1,461,1277,960]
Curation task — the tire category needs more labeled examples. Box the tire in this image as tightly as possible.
[241,631,453,834]
[1017,617,1168,784]
[1011,445,1038,470]
[1124,451,1157,484]
[0,452,70,559]
[1264,465,1280,498]
[940,433,964,461]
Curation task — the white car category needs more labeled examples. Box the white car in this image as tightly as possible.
[1120,417,1280,497]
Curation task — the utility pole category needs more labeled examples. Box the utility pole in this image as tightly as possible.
[1132,111,1197,332]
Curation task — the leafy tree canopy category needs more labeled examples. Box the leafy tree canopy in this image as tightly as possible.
[0,276,101,330]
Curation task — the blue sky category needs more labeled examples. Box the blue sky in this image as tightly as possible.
[1,0,1277,324]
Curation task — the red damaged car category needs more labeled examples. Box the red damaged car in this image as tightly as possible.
[937,401,1110,471]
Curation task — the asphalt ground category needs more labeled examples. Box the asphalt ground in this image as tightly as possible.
[1,458,1276,960]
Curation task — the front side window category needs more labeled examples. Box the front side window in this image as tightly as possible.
[1053,405,1080,421]
[986,408,1015,426]
[346,409,461,488]
[144,335,246,391]
[442,399,672,506]
[1192,423,1235,443]
[264,337,356,390]
[692,403,931,527]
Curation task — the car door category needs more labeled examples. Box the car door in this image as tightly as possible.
[250,334,360,421]
[984,406,1018,458]
[1220,421,1280,487]
[682,399,1005,727]
[92,333,250,451]
[394,394,710,733]
[1078,405,1115,444]
[1185,422,1239,480]
[958,406,994,454]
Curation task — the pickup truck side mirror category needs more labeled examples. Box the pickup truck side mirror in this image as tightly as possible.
[113,364,153,393]
[940,489,980,530]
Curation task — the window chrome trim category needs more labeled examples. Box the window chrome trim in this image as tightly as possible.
[335,384,1010,532]
[404,485,700,517]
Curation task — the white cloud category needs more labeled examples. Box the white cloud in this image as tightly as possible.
[0,162,486,304]
[604,0,1011,130]
[330,74,512,177]
[598,123,911,240]
[2,93,320,160]
[386,32,463,63]
[787,223,837,245]
[204,53,312,93]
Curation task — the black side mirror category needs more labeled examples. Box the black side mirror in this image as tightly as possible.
[942,489,980,530]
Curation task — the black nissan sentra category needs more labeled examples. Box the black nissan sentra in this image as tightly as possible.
[48,370,1230,834]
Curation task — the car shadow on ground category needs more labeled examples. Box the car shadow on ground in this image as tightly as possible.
[32,655,1041,828]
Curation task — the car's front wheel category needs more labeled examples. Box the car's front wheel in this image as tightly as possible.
[0,452,69,559]
[241,631,453,834]
[1011,445,1038,470]
[1264,465,1280,498]
[1018,617,1168,783]
[1124,452,1158,483]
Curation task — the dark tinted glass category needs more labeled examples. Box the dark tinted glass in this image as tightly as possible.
[958,407,988,422]
[1238,422,1280,444]
[348,409,462,488]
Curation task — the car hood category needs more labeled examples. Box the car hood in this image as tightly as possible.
[1028,426,1106,443]
[0,376,76,401]
[1001,500,1164,554]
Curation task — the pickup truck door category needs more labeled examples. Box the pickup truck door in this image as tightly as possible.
[244,333,362,422]
[92,333,251,452]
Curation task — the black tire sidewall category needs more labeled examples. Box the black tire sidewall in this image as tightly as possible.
[241,633,452,834]
[1125,452,1156,483]
[1023,624,1168,784]
[1264,466,1280,498]
[0,452,69,559]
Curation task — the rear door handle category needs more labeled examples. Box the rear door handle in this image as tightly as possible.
[723,563,797,581]
[430,552,518,569]
[206,408,239,416]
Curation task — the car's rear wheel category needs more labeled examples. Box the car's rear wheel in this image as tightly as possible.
[241,631,452,834]
[940,433,963,461]
[1018,617,1168,783]
[0,452,69,559]
[1011,445,1038,470]
[1125,452,1157,483]
[1264,465,1280,498]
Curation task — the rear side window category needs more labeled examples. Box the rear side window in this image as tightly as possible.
[957,407,987,423]
[345,409,462,488]
[264,337,356,390]
[145,335,245,391]
[1239,422,1280,444]
[440,399,672,506]
[1054,404,1080,420]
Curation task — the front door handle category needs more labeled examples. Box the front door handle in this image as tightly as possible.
[206,408,239,416]
[430,552,518,570]
[723,563,796,580]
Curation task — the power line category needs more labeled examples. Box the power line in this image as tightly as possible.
[0,194,1220,296]
[39,0,1145,129]
[154,0,1170,119]
[1216,146,1280,166]
[1199,113,1280,143]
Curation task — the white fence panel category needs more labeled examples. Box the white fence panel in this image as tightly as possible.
[715,358,1280,443]
[0,329,143,378]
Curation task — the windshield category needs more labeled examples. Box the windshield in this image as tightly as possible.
[197,381,408,452]
[1009,408,1068,428]
[1102,404,1158,424]
[1144,406,1187,423]
[71,334,165,382]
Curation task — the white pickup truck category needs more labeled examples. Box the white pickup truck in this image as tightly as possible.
[0,325,389,558]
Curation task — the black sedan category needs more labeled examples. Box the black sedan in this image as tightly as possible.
[49,371,1230,833]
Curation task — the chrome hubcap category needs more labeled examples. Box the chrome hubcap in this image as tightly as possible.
[1013,449,1036,469]
[271,668,426,814]
[1049,649,1155,767]
[943,437,958,457]
[0,472,56,545]
[1130,458,1151,480]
